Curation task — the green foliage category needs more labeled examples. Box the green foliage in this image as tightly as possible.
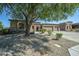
[0,21,3,29]
[40,29,47,33]
[56,33,63,40]
[2,28,9,34]
[0,4,79,35]
[48,30,52,36]
[0,4,79,21]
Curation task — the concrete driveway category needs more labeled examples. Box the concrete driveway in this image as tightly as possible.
[53,31,79,43]
[60,31,79,43]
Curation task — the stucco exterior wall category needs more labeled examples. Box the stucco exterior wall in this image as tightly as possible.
[10,21,17,28]
[10,20,72,32]
[65,24,72,31]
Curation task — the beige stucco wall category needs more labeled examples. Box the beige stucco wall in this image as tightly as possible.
[10,21,17,28]
[33,24,60,31]
[43,26,52,31]
[10,20,72,32]
[52,25,59,31]
[42,25,52,31]
[30,24,35,32]
[17,21,26,30]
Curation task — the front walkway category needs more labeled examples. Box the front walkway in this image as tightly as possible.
[68,45,79,56]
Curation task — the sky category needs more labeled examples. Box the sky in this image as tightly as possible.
[0,8,79,27]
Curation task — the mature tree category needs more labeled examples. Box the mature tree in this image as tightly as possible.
[0,3,79,36]
[0,21,3,29]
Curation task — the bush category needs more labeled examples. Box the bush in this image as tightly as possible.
[40,29,47,33]
[48,30,52,36]
[56,33,63,40]
[0,21,3,29]
[2,28,9,34]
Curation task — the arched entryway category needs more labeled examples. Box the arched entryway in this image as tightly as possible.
[18,23,24,29]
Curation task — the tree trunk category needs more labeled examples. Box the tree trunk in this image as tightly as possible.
[25,18,32,36]
[25,24,31,36]
[22,11,34,36]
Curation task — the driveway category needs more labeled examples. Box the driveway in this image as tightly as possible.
[60,31,79,43]
[53,31,79,43]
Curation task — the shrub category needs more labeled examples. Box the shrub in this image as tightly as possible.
[56,33,63,40]
[2,28,9,34]
[40,29,47,33]
[0,21,3,29]
[48,30,52,36]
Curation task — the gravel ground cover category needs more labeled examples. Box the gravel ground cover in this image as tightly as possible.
[0,33,79,56]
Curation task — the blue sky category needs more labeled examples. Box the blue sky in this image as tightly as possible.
[0,10,11,27]
[0,8,79,27]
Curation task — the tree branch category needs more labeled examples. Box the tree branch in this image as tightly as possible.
[33,17,39,22]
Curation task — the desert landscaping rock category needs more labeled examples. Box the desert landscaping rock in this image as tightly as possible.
[0,33,79,56]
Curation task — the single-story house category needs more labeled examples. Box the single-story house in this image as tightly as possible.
[9,19,73,32]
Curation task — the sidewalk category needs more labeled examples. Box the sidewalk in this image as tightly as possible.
[68,45,79,56]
